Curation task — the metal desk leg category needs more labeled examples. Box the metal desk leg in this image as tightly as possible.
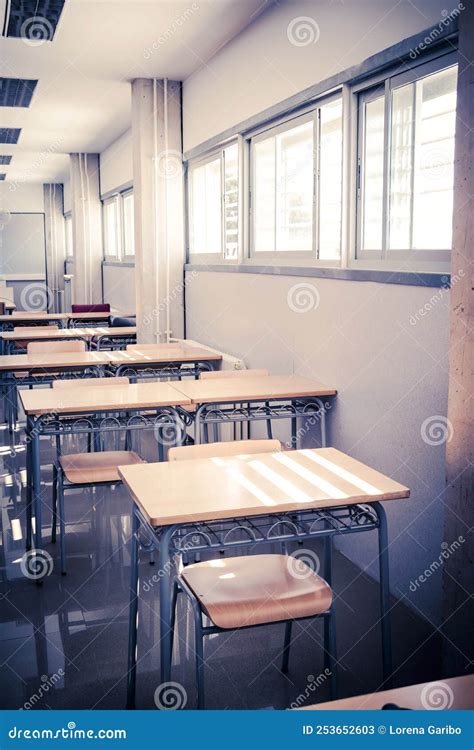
[25,417,33,550]
[159,526,175,686]
[194,405,204,446]
[291,400,297,449]
[316,398,327,447]
[374,502,392,688]
[126,509,140,709]
[31,423,42,552]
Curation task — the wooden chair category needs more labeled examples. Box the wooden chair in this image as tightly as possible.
[126,343,181,351]
[50,376,143,574]
[26,340,86,355]
[167,440,337,709]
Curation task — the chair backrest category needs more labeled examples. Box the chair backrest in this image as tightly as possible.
[71,304,110,313]
[13,325,59,333]
[111,316,136,327]
[0,302,5,315]
[126,343,180,351]
[168,439,282,461]
[200,368,269,380]
[52,376,130,389]
[27,340,86,355]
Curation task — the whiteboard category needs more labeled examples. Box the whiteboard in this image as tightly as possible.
[0,213,46,276]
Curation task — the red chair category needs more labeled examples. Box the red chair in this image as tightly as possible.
[71,304,110,313]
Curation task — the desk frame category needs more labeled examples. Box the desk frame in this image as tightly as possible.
[126,499,392,708]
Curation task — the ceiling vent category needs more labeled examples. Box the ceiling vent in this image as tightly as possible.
[0,77,37,107]
[3,0,65,42]
[0,173,6,180]
[0,128,21,144]
[0,155,12,164]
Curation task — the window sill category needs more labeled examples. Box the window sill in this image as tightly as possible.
[102,260,135,268]
[184,263,450,288]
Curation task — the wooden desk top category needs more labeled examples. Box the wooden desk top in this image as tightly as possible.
[297,674,474,710]
[1,326,137,341]
[118,447,409,527]
[107,346,223,365]
[19,381,191,415]
[0,350,117,371]
[172,374,337,403]
[0,312,68,323]
[0,346,219,372]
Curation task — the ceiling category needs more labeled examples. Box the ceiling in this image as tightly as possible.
[0,0,271,185]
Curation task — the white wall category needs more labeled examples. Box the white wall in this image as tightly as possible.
[183,0,449,150]
[0,182,44,213]
[100,129,133,196]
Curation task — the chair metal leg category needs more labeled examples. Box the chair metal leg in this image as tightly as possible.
[57,472,66,575]
[169,580,180,665]
[281,620,292,673]
[126,509,140,710]
[194,608,205,710]
[51,465,58,543]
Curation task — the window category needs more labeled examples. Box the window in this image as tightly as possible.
[250,98,342,260]
[122,191,135,257]
[188,143,240,259]
[357,57,457,263]
[102,190,134,261]
[103,197,120,258]
[64,213,73,257]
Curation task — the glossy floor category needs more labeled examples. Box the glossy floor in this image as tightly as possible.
[0,420,441,710]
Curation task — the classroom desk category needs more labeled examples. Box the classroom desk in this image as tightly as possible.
[20,382,192,554]
[0,312,68,332]
[119,447,409,708]
[1,326,137,353]
[109,346,222,380]
[296,674,474,710]
[173,374,337,446]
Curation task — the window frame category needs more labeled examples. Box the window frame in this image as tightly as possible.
[353,51,457,272]
[102,189,135,263]
[187,139,241,264]
[121,189,135,261]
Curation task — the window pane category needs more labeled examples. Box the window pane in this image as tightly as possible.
[361,95,385,250]
[223,144,239,260]
[254,119,314,253]
[190,158,221,254]
[412,65,457,249]
[319,99,342,259]
[389,83,414,249]
[104,200,118,257]
[123,193,135,256]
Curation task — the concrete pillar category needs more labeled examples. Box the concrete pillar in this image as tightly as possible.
[131,78,185,342]
[43,183,66,312]
[69,153,103,304]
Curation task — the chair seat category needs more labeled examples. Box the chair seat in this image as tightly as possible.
[59,451,144,484]
[181,554,332,629]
